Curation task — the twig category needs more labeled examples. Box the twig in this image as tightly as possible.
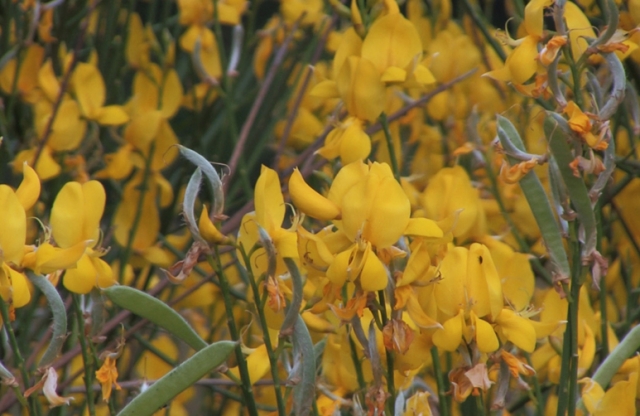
[224,15,304,192]
[366,68,478,136]
[273,16,337,167]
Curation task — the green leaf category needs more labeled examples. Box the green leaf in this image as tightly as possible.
[496,115,571,281]
[117,341,236,416]
[292,315,316,416]
[104,286,207,351]
[545,113,597,257]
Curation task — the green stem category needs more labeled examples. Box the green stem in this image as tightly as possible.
[377,290,395,413]
[72,295,96,416]
[207,251,259,416]
[524,352,544,416]
[379,112,399,180]
[238,245,286,416]
[348,334,366,392]
[430,346,449,416]
[0,297,38,415]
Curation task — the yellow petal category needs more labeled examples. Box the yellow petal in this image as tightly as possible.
[432,311,464,351]
[361,13,423,76]
[309,79,340,99]
[30,241,87,275]
[565,2,597,61]
[471,311,499,353]
[0,185,27,265]
[289,168,340,221]
[336,56,385,122]
[339,120,371,165]
[326,249,351,286]
[495,309,537,352]
[403,218,443,238]
[92,256,115,289]
[96,106,129,125]
[63,253,97,294]
[468,243,503,320]
[72,63,105,119]
[359,249,388,292]
[405,290,441,329]
[15,162,41,212]
[82,181,106,244]
[595,372,637,415]
[199,206,229,244]
[381,66,408,83]
[51,182,85,248]
[524,0,553,38]
[160,69,183,119]
[228,344,270,385]
[332,27,363,76]
[436,247,467,317]
[7,266,31,308]
[254,165,285,234]
[507,35,540,85]
[341,162,410,248]
[38,59,60,102]
[13,148,61,181]
[113,176,160,251]
[124,111,163,150]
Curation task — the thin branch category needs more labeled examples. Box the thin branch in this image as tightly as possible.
[224,15,304,192]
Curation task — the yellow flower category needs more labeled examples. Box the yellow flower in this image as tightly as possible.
[361,0,435,85]
[0,44,44,103]
[238,166,298,277]
[71,63,129,125]
[484,0,552,84]
[291,160,440,292]
[49,181,115,294]
[580,373,638,416]
[419,165,486,241]
[0,164,40,310]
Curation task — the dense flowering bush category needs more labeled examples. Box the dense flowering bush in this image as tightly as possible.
[1,0,640,415]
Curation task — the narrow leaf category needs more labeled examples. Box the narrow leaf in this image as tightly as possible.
[117,341,235,416]
[27,271,67,368]
[496,115,571,281]
[545,113,597,257]
[292,315,316,416]
[104,286,207,351]
[178,145,225,216]
[280,258,304,337]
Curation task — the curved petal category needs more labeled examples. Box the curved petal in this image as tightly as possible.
[96,105,129,125]
[432,310,464,351]
[254,166,285,234]
[82,181,106,244]
[362,13,423,75]
[495,309,537,353]
[339,121,371,165]
[7,266,31,308]
[0,185,27,264]
[72,63,105,119]
[51,182,84,248]
[32,241,87,275]
[63,253,96,294]
[336,56,385,121]
[15,163,41,212]
[471,311,499,353]
[359,249,388,292]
